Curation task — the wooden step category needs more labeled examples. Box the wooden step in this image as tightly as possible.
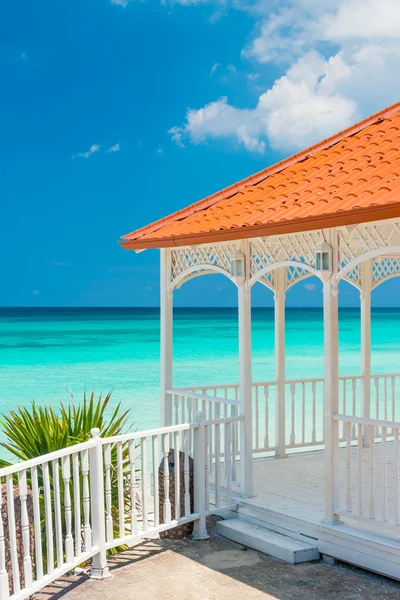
[216,518,320,565]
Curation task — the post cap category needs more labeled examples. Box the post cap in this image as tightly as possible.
[91,428,101,438]
[194,410,204,422]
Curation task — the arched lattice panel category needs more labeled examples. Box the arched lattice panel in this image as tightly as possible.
[286,265,314,290]
[372,257,400,290]
[258,271,275,291]
[338,220,400,276]
[171,243,238,287]
[250,231,322,282]
[342,264,361,289]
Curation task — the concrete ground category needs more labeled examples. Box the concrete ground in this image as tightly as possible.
[35,517,400,600]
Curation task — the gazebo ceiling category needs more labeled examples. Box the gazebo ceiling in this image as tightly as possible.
[121,101,400,251]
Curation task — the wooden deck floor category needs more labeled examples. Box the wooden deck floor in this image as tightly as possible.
[247,443,400,538]
[252,450,328,523]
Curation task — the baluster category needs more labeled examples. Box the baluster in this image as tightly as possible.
[375,377,379,421]
[104,444,113,543]
[223,392,228,478]
[204,424,210,512]
[225,420,232,506]
[17,470,33,590]
[174,431,181,521]
[368,424,375,519]
[395,427,399,526]
[128,440,138,533]
[162,433,171,524]
[381,427,387,522]
[351,379,356,437]
[342,378,346,413]
[312,381,316,443]
[392,377,396,427]
[234,387,239,458]
[174,394,179,426]
[43,461,54,572]
[184,429,190,516]
[81,449,92,552]
[264,386,269,449]
[31,466,43,580]
[141,438,148,531]
[255,386,259,450]
[357,424,363,517]
[208,401,213,472]
[187,397,193,452]
[231,404,237,482]
[345,422,352,512]
[72,454,81,558]
[0,482,10,600]
[6,474,20,594]
[151,436,159,528]
[62,456,74,563]
[301,382,305,445]
[116,442,125,539]
[215,413,221,509]
[290,383,295,446]
[384,377,388,422]
[180,396,185,447]
[52,459,63,568]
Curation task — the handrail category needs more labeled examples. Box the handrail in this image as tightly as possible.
[167,389,240,406]
[0,438,97,477]
[170,372,400,395]
[334,413,400,429]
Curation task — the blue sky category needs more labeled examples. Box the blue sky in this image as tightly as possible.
[2,0,400,308]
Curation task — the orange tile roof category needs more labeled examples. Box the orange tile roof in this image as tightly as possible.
[121,101,400,250]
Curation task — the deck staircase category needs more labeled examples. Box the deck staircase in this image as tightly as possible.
[217,513,320,565]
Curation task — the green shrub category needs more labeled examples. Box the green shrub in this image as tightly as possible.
[0,390,132,560]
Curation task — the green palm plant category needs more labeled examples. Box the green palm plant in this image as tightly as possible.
[0,390,129,463]
[0,390,133,564]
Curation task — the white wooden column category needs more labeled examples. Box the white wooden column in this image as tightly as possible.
[160,248,173,427]
[323,229,341,524]
[238,242,253,497]
[274,267,286,458]
[360,259,372,431]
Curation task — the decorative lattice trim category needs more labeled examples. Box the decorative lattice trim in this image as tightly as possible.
[171,243,238,287]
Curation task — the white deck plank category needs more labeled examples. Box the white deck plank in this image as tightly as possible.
[242,444,400,534]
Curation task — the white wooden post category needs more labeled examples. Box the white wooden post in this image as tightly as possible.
[323,229,341,524]
[89,428,110,579]
[274,267,286,458]
[360,259,372,443]
[160,248,173,427]
[192,410,209,540]
[238,241,253,497]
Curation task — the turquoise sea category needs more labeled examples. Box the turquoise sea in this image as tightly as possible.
[1,307,399,437]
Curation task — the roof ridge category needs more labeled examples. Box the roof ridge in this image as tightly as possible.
[121,100,400,242]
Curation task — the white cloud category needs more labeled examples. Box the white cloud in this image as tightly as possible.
[108,143,121,153]
[305,282,316,292]
[168,126,186,148]
[171,52,357,152]
[211,62,221,75]
[111,0,135,6]
[32,289,40,296]
[170,0,400,152]
[73,144,100,159]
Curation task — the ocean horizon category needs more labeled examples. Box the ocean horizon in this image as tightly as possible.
[1,306,399,441]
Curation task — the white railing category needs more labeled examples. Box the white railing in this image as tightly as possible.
[334,414,400,530]
[0,439,100,600]
[1,412,242,600]
[169,372,400,456]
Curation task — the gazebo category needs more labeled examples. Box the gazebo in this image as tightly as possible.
[121,102,400,577]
